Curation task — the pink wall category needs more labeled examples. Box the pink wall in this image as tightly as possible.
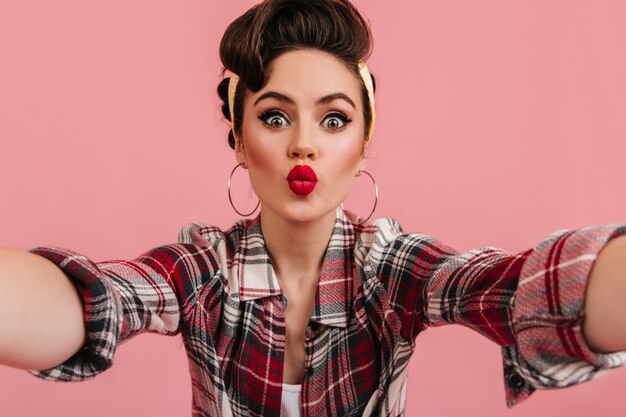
[1,0,625,415]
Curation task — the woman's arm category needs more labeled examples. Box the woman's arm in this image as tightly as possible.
[0,247,86,371]
[374,218,626,407]
[0,240,218,382]
[583,234,626,352]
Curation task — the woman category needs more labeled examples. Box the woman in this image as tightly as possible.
[1,0,626,416]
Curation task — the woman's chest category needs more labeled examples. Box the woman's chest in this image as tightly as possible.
[204,293,404,416]
[282,293,315,384]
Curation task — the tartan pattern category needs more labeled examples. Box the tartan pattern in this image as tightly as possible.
[27,208,626,416]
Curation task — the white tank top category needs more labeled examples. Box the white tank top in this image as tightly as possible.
[280,383,302,417]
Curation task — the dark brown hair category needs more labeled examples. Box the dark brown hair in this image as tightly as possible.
[217,0,376,149]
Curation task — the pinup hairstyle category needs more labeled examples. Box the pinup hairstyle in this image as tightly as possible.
[217,0,377,149]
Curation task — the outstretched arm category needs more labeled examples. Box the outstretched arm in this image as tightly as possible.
[373,217,626,407]
[1,241,217,382]
[584,234,626,352]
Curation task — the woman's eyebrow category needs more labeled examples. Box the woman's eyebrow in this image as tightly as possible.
[253,91,356,109]
[318,93,356,109]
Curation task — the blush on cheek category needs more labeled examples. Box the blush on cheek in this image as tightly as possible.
[337,141,365,172]
[243,134,276,169]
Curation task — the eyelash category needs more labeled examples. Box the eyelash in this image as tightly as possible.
[257,110,353,131]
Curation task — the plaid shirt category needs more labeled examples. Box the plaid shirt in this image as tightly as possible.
[28,208,626,416]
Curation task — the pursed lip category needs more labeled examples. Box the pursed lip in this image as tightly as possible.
[287,165,318,196]
[287,165,318,182]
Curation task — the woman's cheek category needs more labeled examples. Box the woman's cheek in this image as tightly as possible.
[246,137,279,173]
[332,139,364,174]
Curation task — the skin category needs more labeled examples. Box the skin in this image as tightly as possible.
[583,234,626,352]
[234,48,368,384]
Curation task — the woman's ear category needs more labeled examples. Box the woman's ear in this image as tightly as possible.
[357,159,367,175]
[357,143,368,174]
[234,137,248,167]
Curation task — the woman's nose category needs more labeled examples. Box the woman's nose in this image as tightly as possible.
[288,127,317,159]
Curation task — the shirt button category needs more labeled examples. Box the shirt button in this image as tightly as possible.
[506,371,525,390]
[306,366,314,377]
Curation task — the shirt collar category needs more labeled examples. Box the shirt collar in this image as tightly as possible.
[236,207,356,328]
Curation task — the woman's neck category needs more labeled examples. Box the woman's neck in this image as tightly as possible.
[259,206,336,281]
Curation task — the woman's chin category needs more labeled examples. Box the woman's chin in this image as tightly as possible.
[264,199,337,224]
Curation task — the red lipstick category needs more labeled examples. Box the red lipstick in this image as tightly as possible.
[287,165,318,196]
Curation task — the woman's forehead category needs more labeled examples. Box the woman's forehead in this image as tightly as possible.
[256,49,362,104]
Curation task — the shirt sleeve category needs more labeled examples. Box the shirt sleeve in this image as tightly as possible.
[376,220,626,407]
[25,242,218,381]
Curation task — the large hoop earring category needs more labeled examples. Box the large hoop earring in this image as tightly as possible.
[341,170,379,225]
[227,163,260,217]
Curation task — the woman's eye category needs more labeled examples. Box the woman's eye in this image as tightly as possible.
[322,112,352,131]
[258,111,289,129]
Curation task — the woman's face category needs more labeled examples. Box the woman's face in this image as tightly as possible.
[237,48,367,224]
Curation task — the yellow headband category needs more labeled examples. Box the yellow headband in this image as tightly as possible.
[227,73,240,142]
[228,60,376,143]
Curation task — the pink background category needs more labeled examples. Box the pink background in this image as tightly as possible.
[1,0,625,415]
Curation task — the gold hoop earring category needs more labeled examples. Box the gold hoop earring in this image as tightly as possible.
[341,170,379,225]
[227,163,260,217]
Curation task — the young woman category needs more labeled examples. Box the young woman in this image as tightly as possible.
[1,1,626,416]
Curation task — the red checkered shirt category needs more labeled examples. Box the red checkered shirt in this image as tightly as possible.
[28,208,626,416]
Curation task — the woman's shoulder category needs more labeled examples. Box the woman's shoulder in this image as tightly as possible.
[345,211,404,242]
[176,217,256,248]
[349,211,451,263]
[341,210,409,264]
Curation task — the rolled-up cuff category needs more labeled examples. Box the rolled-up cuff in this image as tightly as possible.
[504,223,626,407]
[26,246,121,381]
